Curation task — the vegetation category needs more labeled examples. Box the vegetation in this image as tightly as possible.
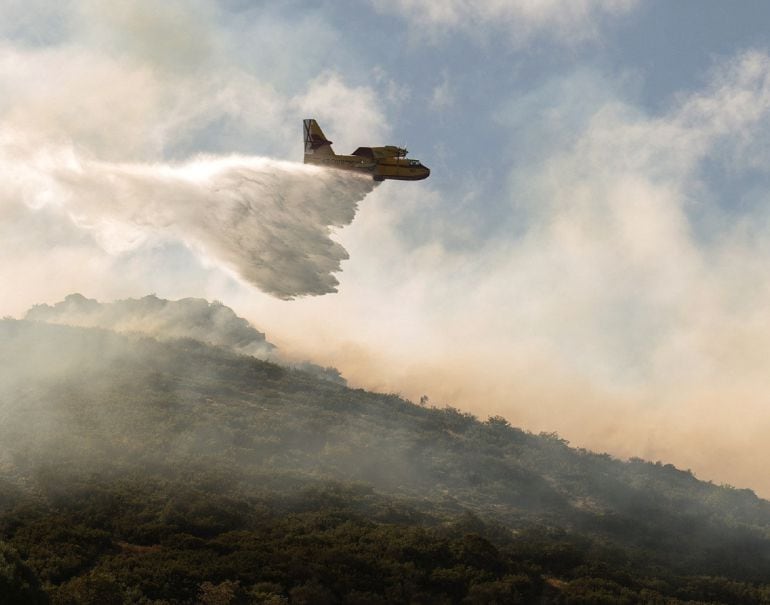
[3,318,770,603]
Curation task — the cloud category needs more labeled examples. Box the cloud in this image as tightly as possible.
[429,71,454,112]
[0,0,75,45]
[0,2,385,305]
[292,73,390,150]
[72,0,218,73]
[0,0,389,162]
[371,0,639,45]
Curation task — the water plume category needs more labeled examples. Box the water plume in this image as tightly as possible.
[3,142,377,299]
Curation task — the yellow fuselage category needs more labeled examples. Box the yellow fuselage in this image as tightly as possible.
[306,154,430,181]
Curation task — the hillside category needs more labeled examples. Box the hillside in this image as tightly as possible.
[2,303,770,603]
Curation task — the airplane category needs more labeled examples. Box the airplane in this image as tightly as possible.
[303,118,430,181]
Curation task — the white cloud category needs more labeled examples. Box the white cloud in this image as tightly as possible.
[372,0,639,45]
[429,71,454,111]
[292,74,390,151]
[0,2,387,308]
[0,1,387,161]
[0,0,75,45]
[73,0,218,73]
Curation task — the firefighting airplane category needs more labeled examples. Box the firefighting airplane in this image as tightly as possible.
[303,119,430,181]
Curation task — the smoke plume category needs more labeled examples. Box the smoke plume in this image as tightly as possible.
[24,292,347,384]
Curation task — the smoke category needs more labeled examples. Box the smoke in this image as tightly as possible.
[23,292,347,384]
[1,139,376,300]
[6,0,770,501]
[226,52,770,497]
[26,293,275,357]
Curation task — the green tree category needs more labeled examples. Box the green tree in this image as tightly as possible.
[52,571,124,605]
[0,541,48,605]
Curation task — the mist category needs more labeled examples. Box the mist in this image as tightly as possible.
[1,140,376,300]
[0,311,419,495]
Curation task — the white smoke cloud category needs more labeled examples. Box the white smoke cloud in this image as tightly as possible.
[26,293,275,356]
[231,51,770,496]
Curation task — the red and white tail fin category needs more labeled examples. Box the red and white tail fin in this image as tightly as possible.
[303,119,335,162]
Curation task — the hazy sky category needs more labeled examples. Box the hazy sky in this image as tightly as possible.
[4,1,770,495]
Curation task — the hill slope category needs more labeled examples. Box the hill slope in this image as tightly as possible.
[2,312,770,603]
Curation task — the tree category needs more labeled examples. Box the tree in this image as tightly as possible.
[0,541,48,605]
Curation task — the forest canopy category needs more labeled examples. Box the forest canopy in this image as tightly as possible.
[2,309,770,604]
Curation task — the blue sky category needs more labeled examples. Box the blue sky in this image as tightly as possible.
[4,1,770,494]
